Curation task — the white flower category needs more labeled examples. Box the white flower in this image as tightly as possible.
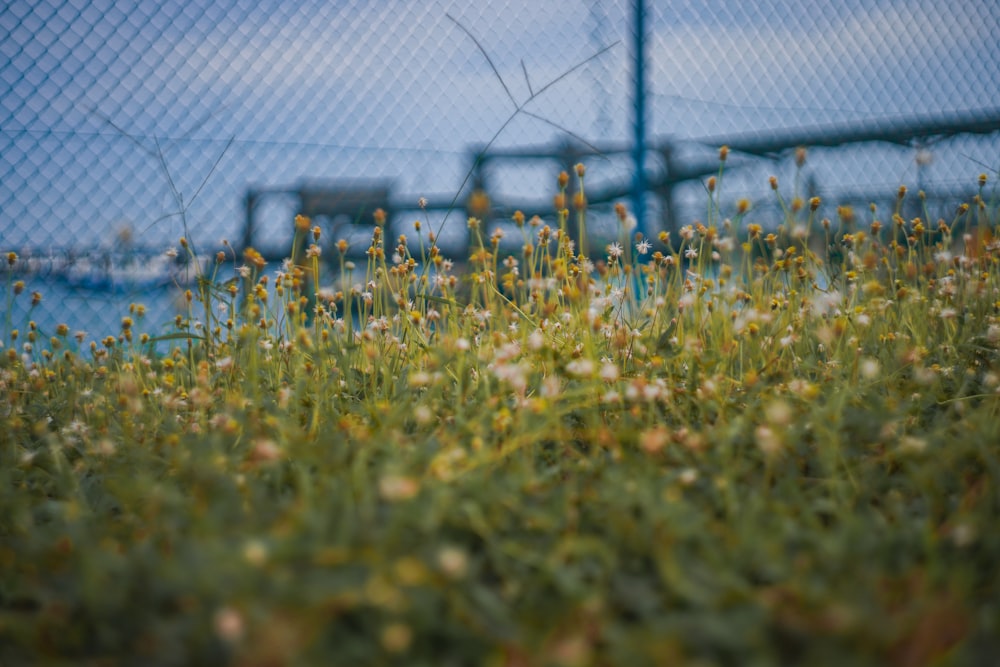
[565,358,595,377]
[860,357,880,380]
[684,247,698,259]
[635,239,652,255]
[606,242,624,259]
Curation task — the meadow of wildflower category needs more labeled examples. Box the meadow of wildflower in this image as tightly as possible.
[2,157,1000,666]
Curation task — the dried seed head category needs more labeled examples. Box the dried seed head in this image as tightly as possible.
[614,202,628,222]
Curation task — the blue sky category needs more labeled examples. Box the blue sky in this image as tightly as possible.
[2,0,999,251]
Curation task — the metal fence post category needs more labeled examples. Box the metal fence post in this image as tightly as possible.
[632,0,648,241]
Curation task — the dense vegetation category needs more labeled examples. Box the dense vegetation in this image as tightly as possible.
[2,163,999,666]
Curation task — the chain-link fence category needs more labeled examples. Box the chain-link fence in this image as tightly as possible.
[4,0,1000,336]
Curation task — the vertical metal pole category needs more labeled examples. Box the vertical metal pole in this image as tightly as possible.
[243,189,256,252]
[632,0,648,239]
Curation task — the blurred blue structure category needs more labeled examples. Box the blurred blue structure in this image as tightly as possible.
[3,0,1000,332]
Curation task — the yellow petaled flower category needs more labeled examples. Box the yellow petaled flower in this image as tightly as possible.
[243,247,266,270]
[6,251,16,266]
[294,214,311,232]
[467,190,490,218]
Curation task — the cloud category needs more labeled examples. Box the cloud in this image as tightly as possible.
[648,0,993,130]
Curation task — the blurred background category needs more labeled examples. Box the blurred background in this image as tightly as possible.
[3,0,1000,336]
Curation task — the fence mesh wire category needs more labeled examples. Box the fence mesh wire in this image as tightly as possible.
[3,0,1000,334]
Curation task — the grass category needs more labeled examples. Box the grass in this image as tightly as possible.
[2,157,1000,666]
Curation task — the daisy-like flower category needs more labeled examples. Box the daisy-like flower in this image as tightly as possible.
[685,247,698,259]
[607,242,624,259]
[636,239,652,255]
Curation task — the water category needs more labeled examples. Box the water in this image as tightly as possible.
[5,275,190,346]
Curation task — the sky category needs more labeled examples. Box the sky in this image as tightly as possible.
[2,0,999,253]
